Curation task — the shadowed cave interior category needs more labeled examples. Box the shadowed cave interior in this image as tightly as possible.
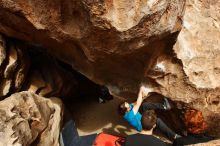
[27,43,185,141]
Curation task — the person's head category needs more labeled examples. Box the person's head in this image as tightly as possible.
[141,110,157,131]
[118,101,130,115]
[183,109,208,134]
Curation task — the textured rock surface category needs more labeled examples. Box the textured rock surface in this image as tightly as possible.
[0,91,63,146]
[188,139,220,146]
[0,0,219,137]
[0,34,78,99]
[0,34,30,98]
[174,0,220,89]
[0,35,6,66]
[23,50,78,98]
[145,0,220,136]
[0,0,185,94]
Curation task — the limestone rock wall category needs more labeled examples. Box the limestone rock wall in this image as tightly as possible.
[23,49,78,98]
[174,0,220,89]
[0,0,219,138]
[0,0,185,94]
[189,139,220,146]
[0,35,87,146]
[0,34,78,100]
[145,0,220,136]
[0,35,29,99]
[0,91,63,146]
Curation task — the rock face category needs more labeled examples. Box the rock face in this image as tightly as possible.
[174,0,220,89]
[0,34,30,99]
[23,49,78,98]
[189,140,220,146]
[0,0,185,93]
[145,0,220,136]
[0,0,219,137]
[0,91,63,146]
[0,34,78,99]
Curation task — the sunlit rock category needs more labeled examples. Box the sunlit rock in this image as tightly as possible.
[0,91,63,146]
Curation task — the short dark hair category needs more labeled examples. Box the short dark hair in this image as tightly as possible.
[118,102,128,116]
[141,110,157,130]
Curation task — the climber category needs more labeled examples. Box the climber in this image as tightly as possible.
[172,109,215,146]
[118,85,180,140]
[124,110,171,146]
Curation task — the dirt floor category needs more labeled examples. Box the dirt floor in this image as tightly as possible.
[66,94,180,144]
[68,96,137,137]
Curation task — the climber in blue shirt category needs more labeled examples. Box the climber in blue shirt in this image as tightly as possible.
[118,85,180,140]
[124,103,143,131]
[118,86,153,131]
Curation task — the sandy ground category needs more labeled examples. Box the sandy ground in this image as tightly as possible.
[66,95,173,144]
[68,96,137,136]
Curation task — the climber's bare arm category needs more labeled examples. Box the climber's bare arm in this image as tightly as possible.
[133,86,151,114]
[132,88,143,106]
[132,96,148,106]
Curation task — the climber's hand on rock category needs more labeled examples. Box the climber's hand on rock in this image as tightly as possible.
[140,85,152,97]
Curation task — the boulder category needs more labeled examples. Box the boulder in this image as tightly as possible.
[23,50,78,98]
[0,34,6,66]
[0,34,30,99]
[188,139,220,146]
[0,79,11,97]
[4,43,18,79]
[0,0,185,95]
[0,34,10,97]
[0,0,219,137]
[0,43,18,97]
[145,0,220,136]
[0,91,63,146]
[14,43,30,91]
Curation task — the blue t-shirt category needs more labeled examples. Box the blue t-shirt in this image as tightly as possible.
[124,104,142,132]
